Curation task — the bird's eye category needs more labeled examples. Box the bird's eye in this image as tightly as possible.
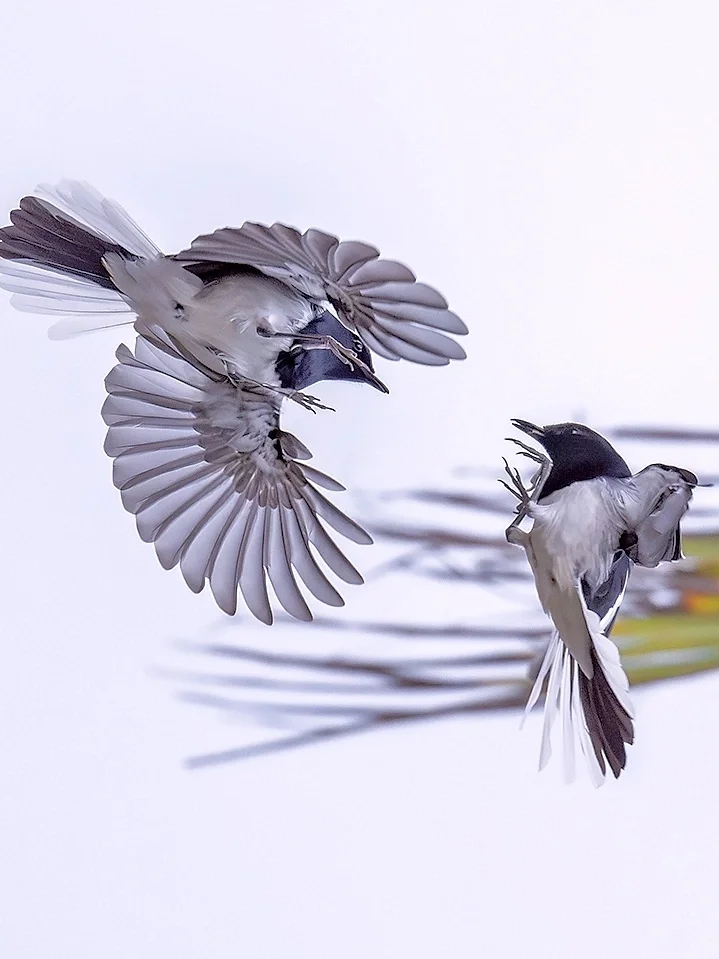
[570,428,581,435]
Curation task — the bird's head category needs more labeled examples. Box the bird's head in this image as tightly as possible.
[511,419,632,498]
[275,305,388,393]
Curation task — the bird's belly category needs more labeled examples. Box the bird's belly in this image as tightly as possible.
[529,479,626,590]
[529,525,611,592]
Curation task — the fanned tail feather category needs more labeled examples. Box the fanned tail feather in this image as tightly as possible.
[524,589,634,786]
[0,180,160,338]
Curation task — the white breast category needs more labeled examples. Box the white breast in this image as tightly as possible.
[183,274,314,384]
[528,477,640,590]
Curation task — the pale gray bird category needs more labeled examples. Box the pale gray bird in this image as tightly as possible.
[0,181,467,622]
[502,420,698,784]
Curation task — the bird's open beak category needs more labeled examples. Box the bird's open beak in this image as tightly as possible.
[676,467,699,486]
[510,419,545,441]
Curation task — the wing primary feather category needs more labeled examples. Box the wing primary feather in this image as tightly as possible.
[265,506,313,622]
[296,501,365,585]
[207,502,255,617]
[297,482,373,545]
[278,503,344,607]
[236,505,273,625]
[179,490,238,594]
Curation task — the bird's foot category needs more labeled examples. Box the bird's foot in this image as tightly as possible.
[501,434,553,544]
[240,375,335,413]
[280,389,335,414]
[499,457,533,510]
[504,436,546,465]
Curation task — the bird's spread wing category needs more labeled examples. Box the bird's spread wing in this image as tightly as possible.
[522,536,634,785]
[628,464,696,567]
[101,323,372,623]
[175,223,467,366]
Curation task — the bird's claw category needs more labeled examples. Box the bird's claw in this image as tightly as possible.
[504,436,546,463]
[499,457,532,512]
[283,390,335,414]
[502,433,553,542]
[238,377,335,413]
[292,333,360,368]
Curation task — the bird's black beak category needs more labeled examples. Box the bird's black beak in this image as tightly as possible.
[675,467,699,486]
[510,419,545,441]
[350,358,390,393]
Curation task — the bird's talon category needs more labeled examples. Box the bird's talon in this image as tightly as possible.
[500,457,533,507]
[285,390,335,413]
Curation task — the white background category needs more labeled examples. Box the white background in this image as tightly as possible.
[2,2,718,956]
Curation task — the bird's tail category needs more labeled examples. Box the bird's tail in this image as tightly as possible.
[0,180,161,339]
[523,591,635,786]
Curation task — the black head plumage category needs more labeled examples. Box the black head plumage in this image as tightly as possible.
[511,420,631,499]
[275,309,388,393]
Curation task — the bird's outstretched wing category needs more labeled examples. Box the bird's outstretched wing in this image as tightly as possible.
[102,323,372,623]
[628,464,697,567]
[175,223,467,366]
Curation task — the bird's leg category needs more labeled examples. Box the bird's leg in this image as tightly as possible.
[505,436,546,463]
[503,438,553,500]
[238,376,335,414]
[499,459,532,547]
[500,447,553,546]
[499,458,531,507]
[290,333,361,368]
[279,389,335,414]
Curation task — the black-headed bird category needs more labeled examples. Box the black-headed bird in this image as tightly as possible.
[502,420,698,784]
[0,181,467,622]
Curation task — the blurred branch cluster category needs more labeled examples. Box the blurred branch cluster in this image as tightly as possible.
[162,425,719,767]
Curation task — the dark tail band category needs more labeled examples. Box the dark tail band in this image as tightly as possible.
[0,196,131,287]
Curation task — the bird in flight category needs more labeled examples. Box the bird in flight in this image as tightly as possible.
[0,180,467,622]
[501,420,699,784]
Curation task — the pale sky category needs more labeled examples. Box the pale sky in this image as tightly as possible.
[2,2,719,957]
